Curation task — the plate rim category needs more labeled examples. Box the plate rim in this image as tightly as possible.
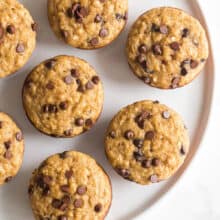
[134,1,216,219]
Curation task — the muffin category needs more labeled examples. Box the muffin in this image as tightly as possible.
[0,0,37,78]
[0,112,24,185]
[22,55,104,138]
[48,0,128,49]
[28,150,112,220]
[126,7,209,89]
[105,100,190,185]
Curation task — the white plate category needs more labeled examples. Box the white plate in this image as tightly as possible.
[0,0,214,219]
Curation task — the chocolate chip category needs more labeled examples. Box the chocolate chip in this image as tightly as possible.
[63,75,73,84]
[162,111,170,119]
[109,131,116,138]
[133,139,144,148]
[67,7,74,17]
[77,7,88,18]
[90,37,99,46]
[201,58,206,63]
[65,170,73,179]
[64,129,72,136]
[58,215,68,220]
[75,118,84,126]
[6,25,15,34]
[4,150,12,159]
[5,177,13,184]
[45,59,56,69]
[61,30,68,39]
[151,23,159,32]
[116,168,130,179]
[16,43,25,53]
[159,25,168,34]
[141,159,152,168]
[0,121,3,128]
[60,185,69,193]
[43,176,52,185]
[138,44,147,54]
[115,13,123,20]
[42,186,50,196]
[4,141,11,149]
[85,119,93,127]
[170,42,180,51]
[149,174,158,183]
[31,22,38,32]
[92,76,100,84]
[52,199,62,209]
[145,131,155,140]
[94,203,102,212]
[182,28,189,38]
[180,145,186,155]
[99,28,108,38]
[77,84,85,93]
[46,81,54,90]
[142,76,151,84]
[190,60,199,69]
[59,202,68,211]
[62,195,71,204]
[16,132,23,141]
[153,100,159,104]
[76,185,87,195]
[59,101,68,110]
[74,199,83,208]
[133,150,145,162]
[136,54,146,64]
[94,14,102,23]
[152,44,162,55]
[171,77,180,89]
[135,111,151,129]
[71,69,80,78]
[85,81,94,90]
[181,67,188,76]
[42,104,58,113]
[59,151,68,159]
[152,158,160,166]
[124,130,134,140]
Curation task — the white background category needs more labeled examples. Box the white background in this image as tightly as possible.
[141,1,220,219]
[0,0,219,219]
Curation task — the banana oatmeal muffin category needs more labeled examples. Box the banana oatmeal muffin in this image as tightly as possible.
[0,112,24,185]
[126,7,209,89]
[28,151,112,220]
[105,100,190,185]
[48,0,128,49]
[22,55,104,138]
[0,0,37,78]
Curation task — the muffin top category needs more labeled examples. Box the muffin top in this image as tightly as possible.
[0,0,36,78]
[105,100,190,185]
[126,7,209,89]
[29,151,112,220]
[22,55,104,137]
[0,112,24,185]
[48,0,128,49]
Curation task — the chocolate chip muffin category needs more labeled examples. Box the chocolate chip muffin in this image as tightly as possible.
[0,0,37,78]
[126,7,209,89]
[0,112,24,185]
[28,151,112,220]
[48,0,128,49]
[105,100,190,185]
[22,55,103,138]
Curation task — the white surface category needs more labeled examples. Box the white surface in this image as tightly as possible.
[0,0,217,220]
